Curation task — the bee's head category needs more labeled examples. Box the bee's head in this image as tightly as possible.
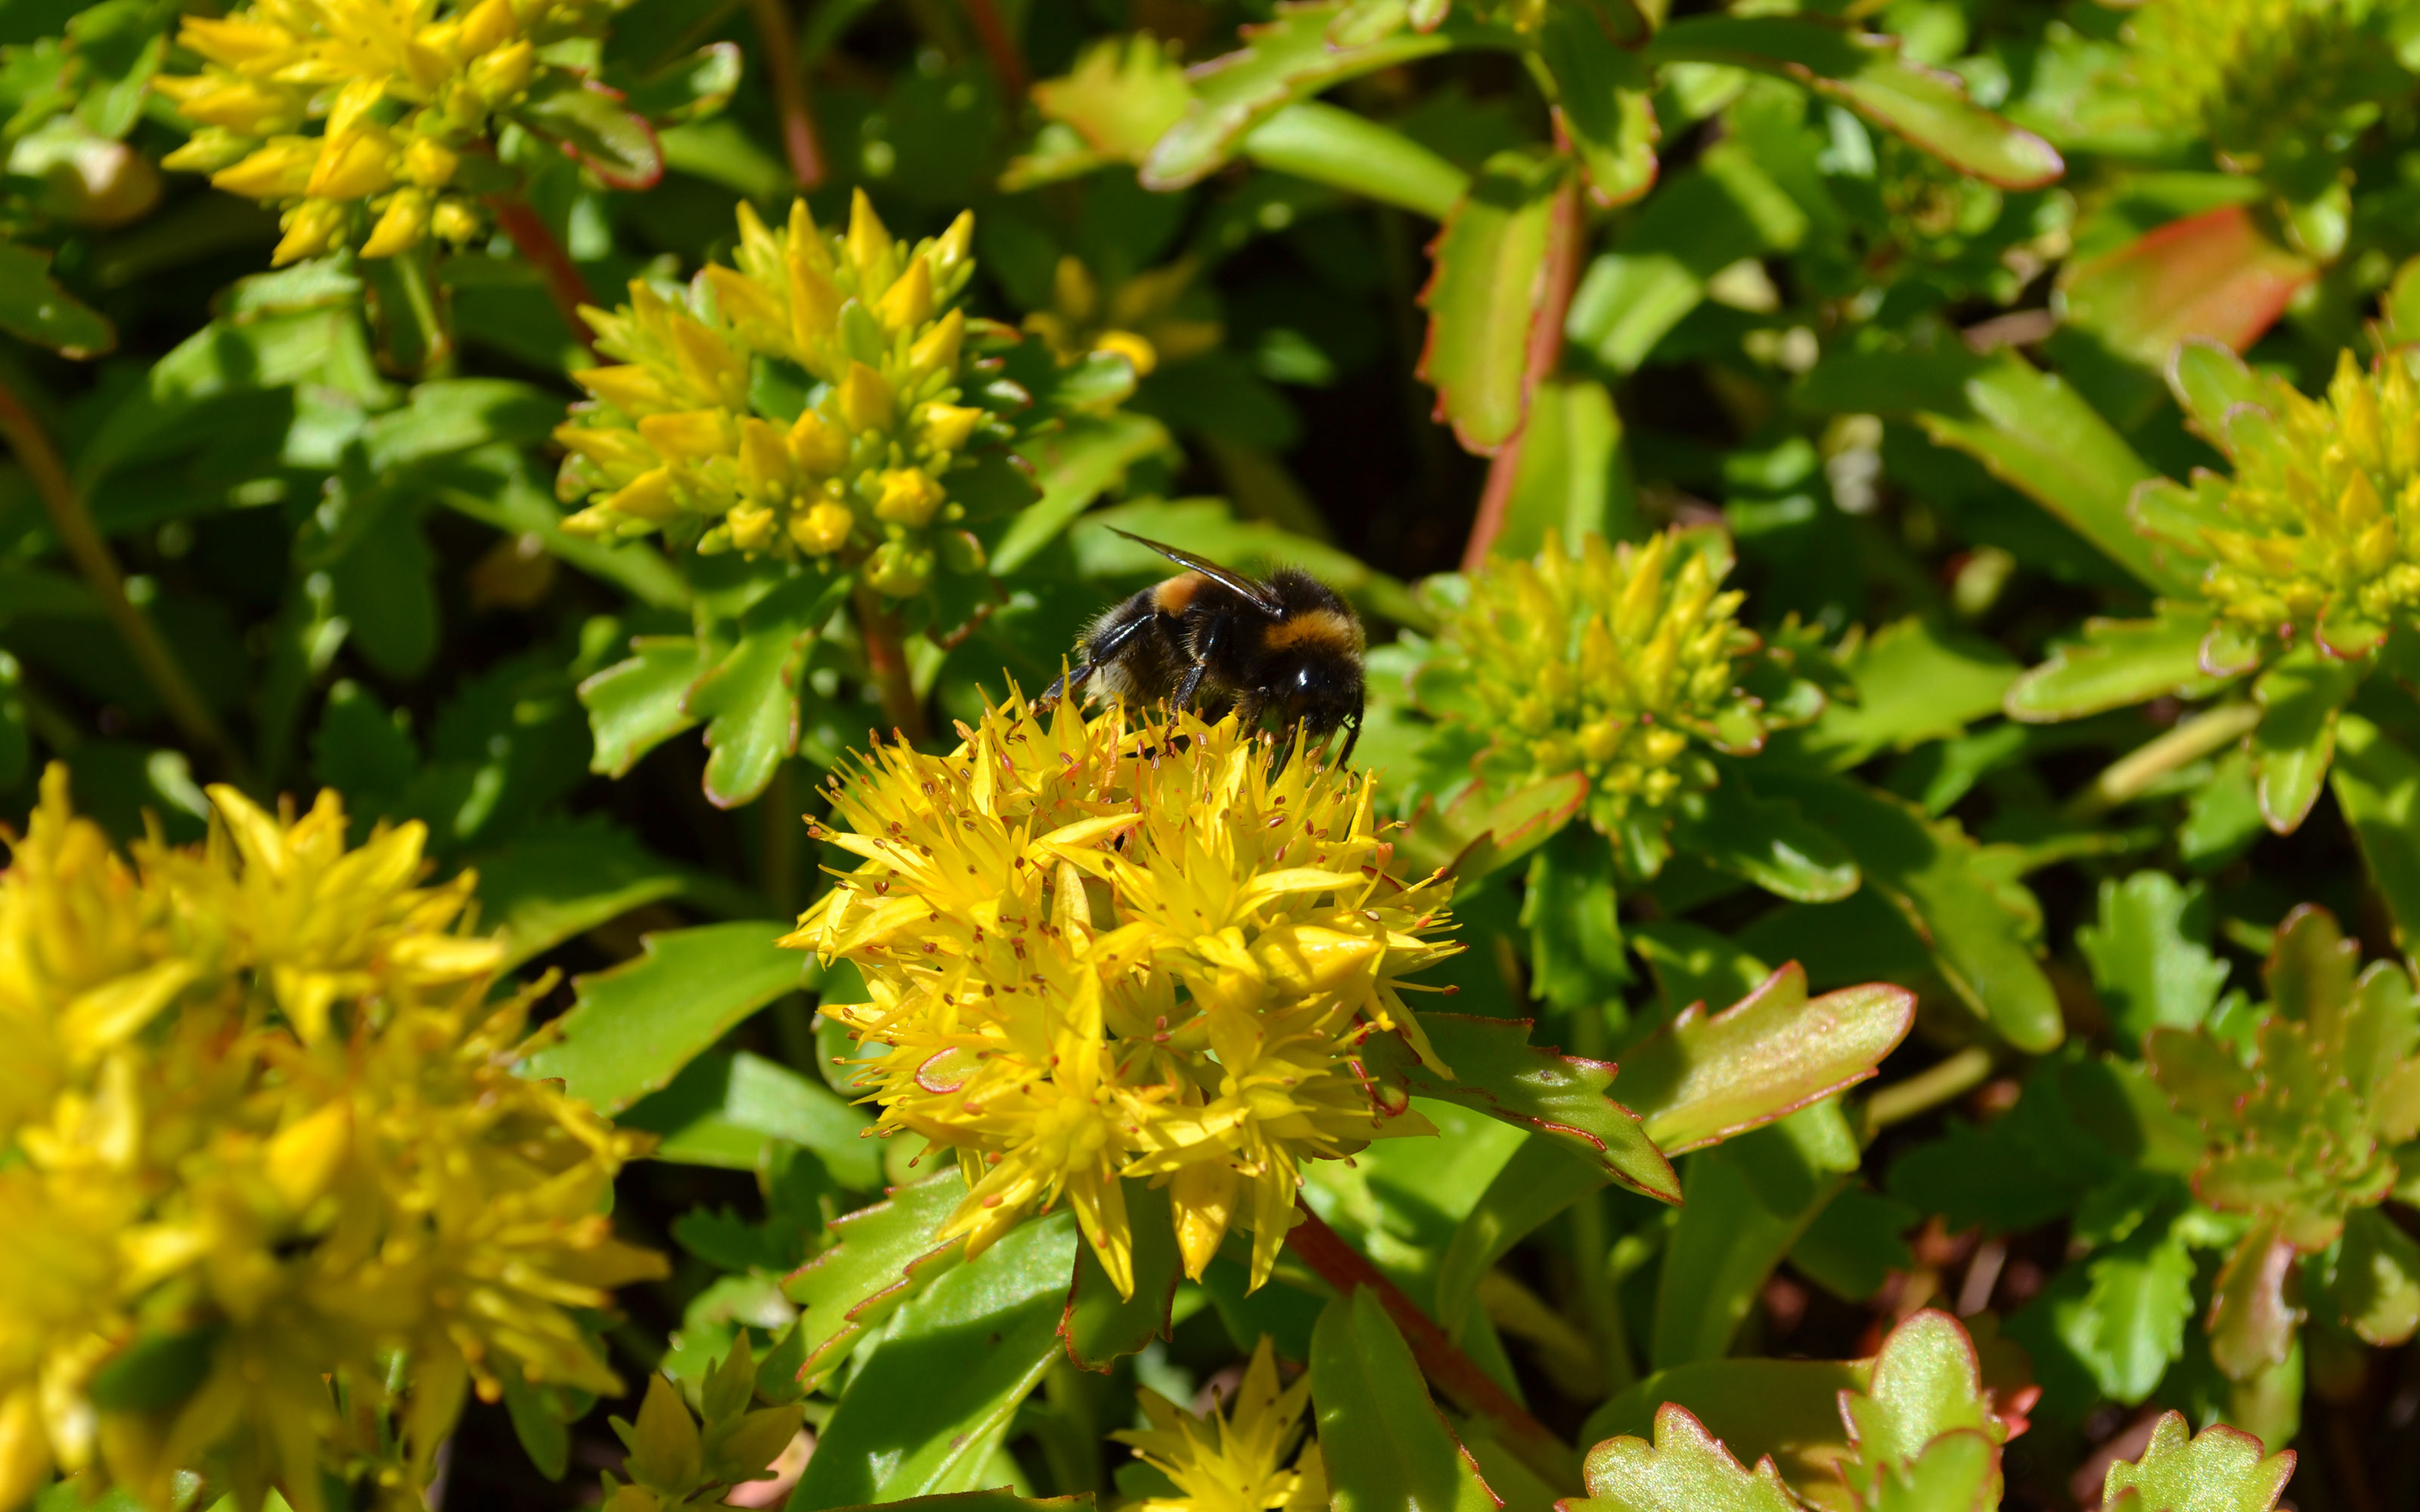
[1277,652,1365,762]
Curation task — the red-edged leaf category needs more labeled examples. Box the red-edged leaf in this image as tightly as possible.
[783,1173,969,1386]
[1354,1012,1682,1203]
[1419,150,1575,455]
[513,76,665,190]
[2061,206,2315,368]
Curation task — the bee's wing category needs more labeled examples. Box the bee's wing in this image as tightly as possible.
[1107,528,1282,613]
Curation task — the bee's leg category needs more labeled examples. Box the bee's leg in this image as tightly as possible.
[1043,607,1158,706]
[1170,616,1226,714]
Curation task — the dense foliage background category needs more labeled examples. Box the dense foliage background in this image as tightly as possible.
[9,0,2420,1510]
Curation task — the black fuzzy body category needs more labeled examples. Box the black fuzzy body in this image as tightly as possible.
[1043,534,1367,760]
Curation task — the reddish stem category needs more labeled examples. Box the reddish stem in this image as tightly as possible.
[0,379,247,782]
[1461,178,1582,572]
[960,0,1028,101]
[854,587,931,743]
[750,0,826,188]
[492,197,597,357]
[1286,1204,1575,1489]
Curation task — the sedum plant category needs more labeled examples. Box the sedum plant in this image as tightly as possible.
[22,0,2420,1506]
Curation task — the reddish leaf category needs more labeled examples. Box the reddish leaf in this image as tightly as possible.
[2060,206,2314,369]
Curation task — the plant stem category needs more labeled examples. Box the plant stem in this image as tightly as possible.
[749,0,827,187]
[959,0,1028,101]
[492,196,597,357]
[853,587,930,742]
[1286,1204,1576,1490]
[1461,177,1581,572]
[1861,1046,1996,1136]
[2066,701,2261,819]
[0,377,247,783]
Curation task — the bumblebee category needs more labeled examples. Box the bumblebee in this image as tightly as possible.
[1043,529,1367,763]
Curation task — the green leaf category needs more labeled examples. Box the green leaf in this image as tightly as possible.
[619,1049,880,1188]
[1566,1402,1801,1512]
[1837,1310,2009,1505]
[1753,770,2063,1052]
[0,239,113,357]
[2334,1205,2420,1346]
[1630,921,1773,1021]
[1565,145,1806,373]
[1138,2,1503,189]
[0,654,28,789]
[468,816,687,966]
[1356,1011,1681,1202]
[784,1172,969,1383]
[581,635,713,778]
[1916,355,2182,596]
[501,1374,574,1481]
[1806,617,2019,767]
[1652,1122,1844,1370]
[1395,769,1590,883]
[1617,964,1916,1156]
[613,40,743,123]
[1494,379,1637,561]
[2102,1411,2295,1512]
[2078,872,2232,1041]
[993,412,1173,575]
[1060,1179,1183,1371]
[684,575,852,807]
[2061,207,2312,370]
[1534,8,1659,209]
[1581,1358,1869,1503]
[1522,823,1630,1010]
[1870,1430,1998,1512]
[2332,714,2420,948]
[520,921,811,1113]
[510,76,665,188]
[1239,99,1471,219]
[2207,1222,2299,1383]
[793,1211,1078,1508]
[2250,647,2362,834]
[1311,1287,1500,1512]
[2052,1216,2197,1404]
[1419,149,1572,455]
[1646,16,2062,188]
[1676,779,1860,903]
[2005,605,2226,722]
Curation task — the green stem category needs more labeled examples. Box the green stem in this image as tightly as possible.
[0,377,248,783]
[2066,701,2261,819]
[1861,1046,1996,1137]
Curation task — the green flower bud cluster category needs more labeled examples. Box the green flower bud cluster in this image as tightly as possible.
[557,193,1002,600]
[1429,530,1770,835]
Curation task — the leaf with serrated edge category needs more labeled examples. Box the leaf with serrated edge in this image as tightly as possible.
[1837,1311,2011,1507]
[783,1172,968,1386]
[1567,1402,1798,1512]
[1354,1012,1680,1203]
[1618,965,1916,1156]
[2102,1411,2294,1512]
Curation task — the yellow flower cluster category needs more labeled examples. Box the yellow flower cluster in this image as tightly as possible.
[1022,256,1221,380]
[0,769,662,1512]
[2145,350,2420,656]
[2126,0,2407,184]
[785,696,1460,1294]
[1432,530,1763,833]
[557,194,989,596]
[1115,1337,1325,1512]
[157,0,613,265]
